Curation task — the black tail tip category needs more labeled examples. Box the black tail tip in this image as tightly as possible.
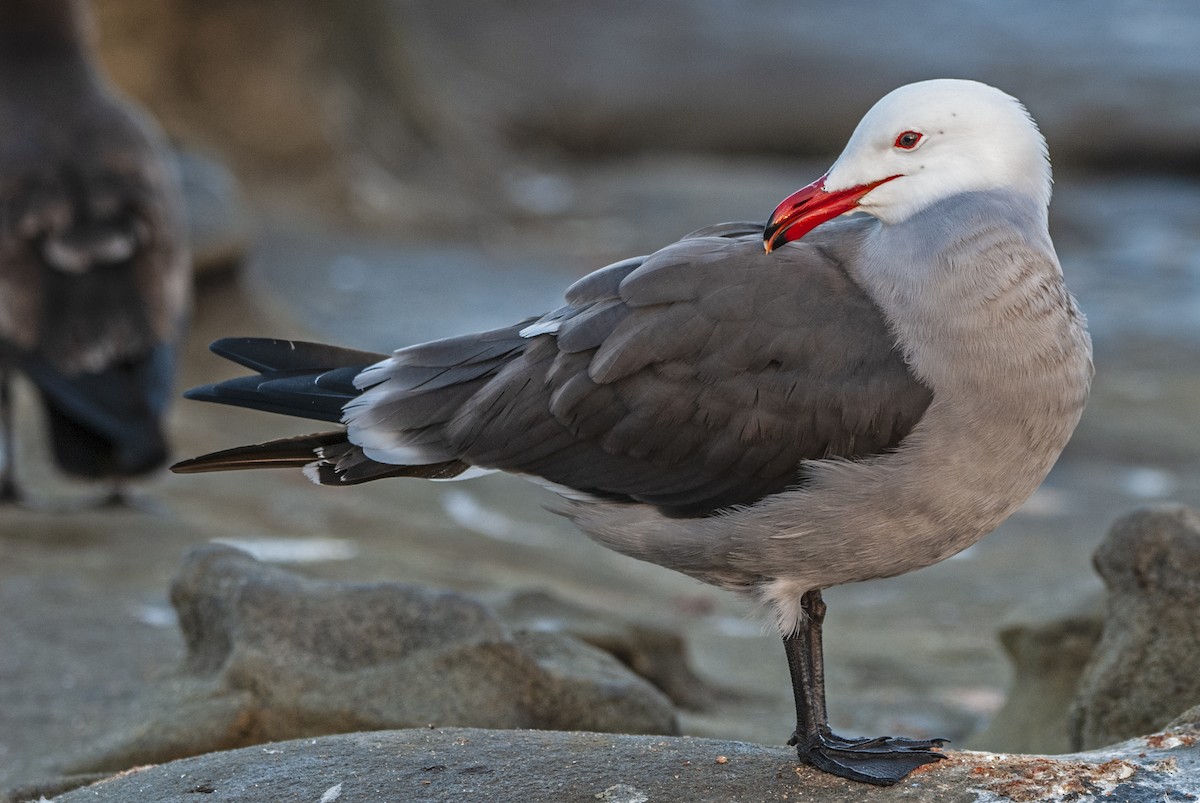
[182,384,219,402]
[169,456,201,473]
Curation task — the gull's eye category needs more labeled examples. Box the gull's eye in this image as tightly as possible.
[894,131,923,150]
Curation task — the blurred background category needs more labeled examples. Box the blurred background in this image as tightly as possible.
[3,0,1200,793]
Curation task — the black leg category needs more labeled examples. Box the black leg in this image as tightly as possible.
[784,589,947,786]
[0,374,19,503]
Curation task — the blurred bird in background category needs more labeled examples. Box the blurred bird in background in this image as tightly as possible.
[0,0,190,503]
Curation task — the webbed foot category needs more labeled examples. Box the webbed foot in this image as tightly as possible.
[790,730,947,786]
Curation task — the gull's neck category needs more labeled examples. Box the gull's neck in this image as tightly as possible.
[857,190,1053,299]
[853,189,1072,392]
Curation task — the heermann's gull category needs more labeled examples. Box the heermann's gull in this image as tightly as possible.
[0,0,190,501]
[173,79,1092,785]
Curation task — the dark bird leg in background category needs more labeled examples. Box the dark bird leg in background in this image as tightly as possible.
[0,372,16,502]
[785,590,947,786]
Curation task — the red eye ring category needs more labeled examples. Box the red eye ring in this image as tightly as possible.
[894,131,923,150]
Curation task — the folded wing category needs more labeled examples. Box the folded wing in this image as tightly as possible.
[179,218,932,517]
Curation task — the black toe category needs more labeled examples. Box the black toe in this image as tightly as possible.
[794,732,948,786]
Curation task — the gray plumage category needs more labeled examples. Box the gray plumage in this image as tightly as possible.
[571,189,1091,624]
[175,79,1092,784]
[343,219,931,517]
[0,0,189,494]
[179,218,932,516]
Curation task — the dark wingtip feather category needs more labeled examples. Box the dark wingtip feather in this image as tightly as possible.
[208,337,387,374]
[182,384,221,402]
[180,374,348,423]
[170,431,346,474]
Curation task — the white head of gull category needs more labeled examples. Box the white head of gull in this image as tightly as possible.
[174,79,1092,786]
[765,79,1052,248]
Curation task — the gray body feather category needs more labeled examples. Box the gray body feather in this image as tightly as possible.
[179,197,1089,632]
[566,191,1092,628]
[344,219,932,518]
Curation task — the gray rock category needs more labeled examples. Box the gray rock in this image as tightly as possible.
[1069,506,1200,750]
[489,588,716,711]
[44,724,1200,803]
[63,544,676,775]
[969,595,1103,755]
[1170,705,1200,730]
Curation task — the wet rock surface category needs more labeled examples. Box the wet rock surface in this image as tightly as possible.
[1069,506,1200,750]
[32,725,1200,803]
[59,545,677,777]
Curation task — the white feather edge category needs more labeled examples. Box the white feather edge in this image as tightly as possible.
[300,458,495,485]
[519,319,561,338]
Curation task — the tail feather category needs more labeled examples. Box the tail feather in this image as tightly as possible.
[183,338,389,424]
[304,460,473,485]
[208,337,386,374]
[314,365,366,395]
[172,430,472,485]
[316,439,472,484]
[171,431,347,473]
[184,374,352,423]
[173,337,482,485]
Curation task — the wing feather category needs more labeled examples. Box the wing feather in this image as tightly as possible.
[184,219,932,518]
[349,219,932,516]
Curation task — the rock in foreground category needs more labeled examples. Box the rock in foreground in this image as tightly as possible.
[968,595,1103,754]
[1069,505,1200,749]
[487,588,716,711]
[47,725,1200,803]
[64,545,676,775]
